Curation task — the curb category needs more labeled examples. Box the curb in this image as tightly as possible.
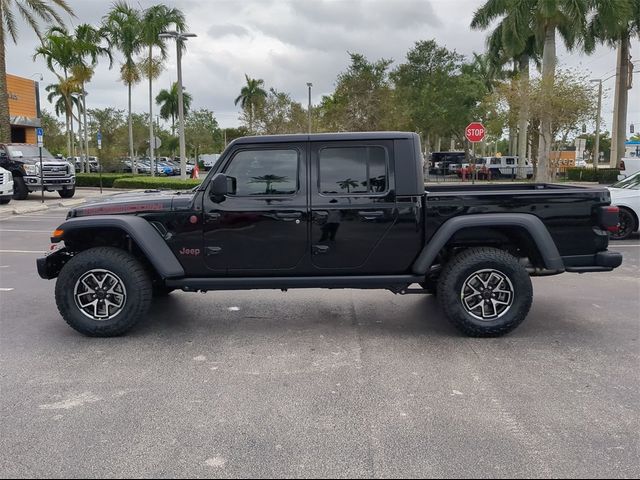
[58,198,86,207]
[11,204,49,215]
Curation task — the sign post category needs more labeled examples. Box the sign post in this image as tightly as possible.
[36,127,44,203]
[465,122,486,184]
[97,130,103,194]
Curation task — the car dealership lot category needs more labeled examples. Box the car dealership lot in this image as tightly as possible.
[0,207,638,478]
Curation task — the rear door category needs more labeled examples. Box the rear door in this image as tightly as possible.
[309,140,397,271]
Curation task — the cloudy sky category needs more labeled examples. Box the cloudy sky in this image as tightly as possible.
[6,0,640,135]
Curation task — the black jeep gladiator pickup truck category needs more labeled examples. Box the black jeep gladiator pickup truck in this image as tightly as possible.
[37,132,622,337]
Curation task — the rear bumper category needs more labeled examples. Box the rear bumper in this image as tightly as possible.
[564,251,623,273]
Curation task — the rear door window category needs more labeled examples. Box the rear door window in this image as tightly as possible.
[319,146,388,195]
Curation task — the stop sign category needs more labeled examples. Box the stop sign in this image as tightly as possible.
[465,122,486,143]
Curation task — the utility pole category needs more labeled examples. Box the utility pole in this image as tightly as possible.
[590,79,602,164]
[307,82,312,134]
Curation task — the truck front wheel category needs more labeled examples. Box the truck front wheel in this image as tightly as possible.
[12,176,28,200]
[55,247,152,337]
[438,247,533,337]
[58,187,75,198]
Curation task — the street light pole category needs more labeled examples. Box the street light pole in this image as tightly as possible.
[307,83,312,134]
[160,31,197,180]
[590,79,602,164]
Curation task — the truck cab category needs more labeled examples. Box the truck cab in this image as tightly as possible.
[0,143,76,199]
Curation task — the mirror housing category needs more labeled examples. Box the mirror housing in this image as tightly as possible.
[209,173,236,201]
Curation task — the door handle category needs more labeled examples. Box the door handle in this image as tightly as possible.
[314,211,329,218]
[312,245,330,255]
[206,212,221,220]
[206,246,222,256]
[358,210,384,220]
[276,212,302,220]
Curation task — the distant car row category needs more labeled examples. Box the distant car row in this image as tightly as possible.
[428,153,534,179]
[62,156,197,176]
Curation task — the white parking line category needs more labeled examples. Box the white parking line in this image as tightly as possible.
[0,288,15,292]
[0,250,44,254]
[0,229,52,233]
[611,245,640,248]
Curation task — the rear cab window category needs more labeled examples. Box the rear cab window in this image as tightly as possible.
[318,146,388,195]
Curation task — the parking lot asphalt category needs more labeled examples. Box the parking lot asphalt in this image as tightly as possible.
[0,206,638,478]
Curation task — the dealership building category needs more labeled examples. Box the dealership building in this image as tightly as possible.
[7,73,41,143]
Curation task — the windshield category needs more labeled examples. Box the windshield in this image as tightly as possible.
[6,145,55,159]
[611,172,640,190]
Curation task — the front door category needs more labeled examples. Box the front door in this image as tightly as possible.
[203,143,308,274]
[309,140,397,272]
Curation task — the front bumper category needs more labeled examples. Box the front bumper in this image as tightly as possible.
[0,182,13,197]
[37,247,72,279]
[24,175,75,190]
[564,250,623,273]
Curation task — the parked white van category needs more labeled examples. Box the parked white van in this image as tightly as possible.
[477,156,533,178]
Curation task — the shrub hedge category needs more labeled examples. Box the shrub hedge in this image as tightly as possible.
[75,173,135,188]
[565,168,620,183]
[111,176,202,190]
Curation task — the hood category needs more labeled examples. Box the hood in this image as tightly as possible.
[68,189,196,217]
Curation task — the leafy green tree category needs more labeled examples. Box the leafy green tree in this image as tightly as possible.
[392,40,464,147]
[103,1,143,170]
[0,0,74,142]
[234,74,267,133]
[155,82,192,134]
[40,109,66,154]
[253,88,307,134]
[320,53,396,132]
[185,109,221,160]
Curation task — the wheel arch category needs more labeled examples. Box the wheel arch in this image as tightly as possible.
[412,213,565,275]
[51,215,185,280]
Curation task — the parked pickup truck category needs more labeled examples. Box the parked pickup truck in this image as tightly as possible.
[0,143,76,199]
[37,132,622,338]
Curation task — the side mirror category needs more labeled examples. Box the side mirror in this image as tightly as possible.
[209,173,237,200]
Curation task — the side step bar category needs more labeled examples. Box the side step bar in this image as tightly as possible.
[166,275,425,292]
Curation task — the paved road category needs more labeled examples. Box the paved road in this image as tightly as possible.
[1,207,638,478]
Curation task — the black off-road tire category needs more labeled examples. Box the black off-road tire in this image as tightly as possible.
[12,176,28,200]
[55,247,152,337]
[438,247,533,337]
[58,187,76,198]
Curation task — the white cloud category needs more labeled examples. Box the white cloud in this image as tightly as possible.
[5,0,639,133]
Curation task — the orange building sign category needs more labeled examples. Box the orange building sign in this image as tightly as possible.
[7,73,41,144]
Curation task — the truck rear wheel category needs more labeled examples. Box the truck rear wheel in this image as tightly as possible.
[55,247,152,337]
[438,247,533,337]
[12,176,28,200]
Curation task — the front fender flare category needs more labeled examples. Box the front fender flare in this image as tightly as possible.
[412,213,564,274]
[53,215,185,279]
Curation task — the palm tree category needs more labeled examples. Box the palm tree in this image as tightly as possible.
[250,174,288,194]
[156,82,192,134]
[337,178,359,193]
[34,26,77,154]
[471,0,590,182]
[586,0,637,167]
[45,78,79,154]
[71,23,111,171]
[0,0,74,142]
[473,7,540,178]
[140,4,186,175]
[234,74,267,133]
[103,1,142,172]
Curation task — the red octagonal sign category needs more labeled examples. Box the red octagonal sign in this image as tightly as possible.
[465,122,486,143]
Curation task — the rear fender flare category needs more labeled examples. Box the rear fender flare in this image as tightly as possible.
[412,213,564,274]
